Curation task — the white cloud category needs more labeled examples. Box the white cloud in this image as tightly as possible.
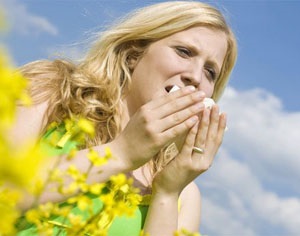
[199,152,300,235]
[220,87,300,194]
[201,196,256,236]
[196,87,300,235]
[46,44,86,62]
[0,0,58,36]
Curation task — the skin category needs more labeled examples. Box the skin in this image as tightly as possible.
[123,27,228,235]
[126,27,227,116]
[10,27,228,235]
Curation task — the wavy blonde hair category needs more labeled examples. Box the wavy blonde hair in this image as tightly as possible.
[20,1,237,175]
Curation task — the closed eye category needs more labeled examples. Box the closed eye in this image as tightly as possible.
[205,67,217,82]
[175,46,192,58]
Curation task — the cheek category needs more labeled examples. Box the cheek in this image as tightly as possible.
[132,53,178,88]
[140,47,183,78]
[200,82,215,98]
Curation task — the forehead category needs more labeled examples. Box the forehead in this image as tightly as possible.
[169,26,227,45]
[154,26,228,66]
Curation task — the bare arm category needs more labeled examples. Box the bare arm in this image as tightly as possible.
[9,102,134,210]
[143,105,226,235]
[143,182,201,236]
[9,86,206,211]
[178,182,201,231]
[8,102,48,145]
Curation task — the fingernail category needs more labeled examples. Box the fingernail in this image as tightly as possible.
[190,116,199,123]
[186,86,196,92]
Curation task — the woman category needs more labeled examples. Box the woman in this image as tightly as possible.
[13,1,237,235]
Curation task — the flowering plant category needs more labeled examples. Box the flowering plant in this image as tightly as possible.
[0,13,141,235]
[0,49,142,235]
[0,11,202,236]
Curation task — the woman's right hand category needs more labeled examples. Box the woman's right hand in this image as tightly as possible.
[113,86,206,170]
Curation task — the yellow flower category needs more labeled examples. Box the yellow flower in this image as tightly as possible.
[100,193,115,209]
[78,118,95,137]
[78,182,89,193]
[85,224,107,236]
[67,213,85,232]
[139,230,150,236]
[0,51,31,130]
[87,148,108,166]
[109,173,128,189]
[119,183,130,193]
[38,202,55,218]
[30,178,45,196]
[174,228,202,236]
[36,222,54,236]
[52,205,72,218]
[0,44,143,236]
[67,148,78,160]
[127,192,142,207]
[49,169,63,183]
[58,182,78,195]
[0,207,18,235]
[0,187,21,207]
[67,165,86,182]
[114,201,133,216]
[57,116,95,148]
[89,183,105,195]
[104,147,113,159]
[96,211,114,230]
[25,208,42,225]
[0,142,44,187]
[77,195,92,211]
[0,188,21,235]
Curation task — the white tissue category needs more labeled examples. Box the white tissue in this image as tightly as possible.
[169,85,180,93]
[203,98,215,109]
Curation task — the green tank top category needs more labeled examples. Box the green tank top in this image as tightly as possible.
[17,123,149,236]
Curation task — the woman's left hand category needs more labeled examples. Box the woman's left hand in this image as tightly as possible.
[152,105,227,195]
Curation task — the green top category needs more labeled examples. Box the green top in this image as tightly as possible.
[17,123,149,236]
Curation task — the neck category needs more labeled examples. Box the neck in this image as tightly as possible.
[120,99,131,130]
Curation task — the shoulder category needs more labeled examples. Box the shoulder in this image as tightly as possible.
[8,101,49,145]
[180,181,201,204]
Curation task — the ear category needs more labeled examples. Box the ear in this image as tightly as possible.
[127,55,138,70]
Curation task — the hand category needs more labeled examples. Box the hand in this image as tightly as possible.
[152,105,227,195]
[114,86,206,170]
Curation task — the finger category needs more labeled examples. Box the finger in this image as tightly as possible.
[145,89,205,134]
[159,101,204,132]
[162,115,199,141]
[178,122,199,159]
[156,90,205,119]
[219,112,227,131]
[216,112,227,146]
[145,86,197,110]
[204,105,222,157]
[194,108,210,149]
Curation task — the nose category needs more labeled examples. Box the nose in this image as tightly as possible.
[181,62,203,88]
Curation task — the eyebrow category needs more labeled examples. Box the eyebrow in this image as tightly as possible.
[172,39,221,76]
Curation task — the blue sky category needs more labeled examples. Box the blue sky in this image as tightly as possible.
[1,0,300,235]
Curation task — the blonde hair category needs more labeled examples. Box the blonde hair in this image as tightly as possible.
[21,1,237,175]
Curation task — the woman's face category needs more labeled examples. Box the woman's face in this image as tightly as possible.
[125,26,228,116]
